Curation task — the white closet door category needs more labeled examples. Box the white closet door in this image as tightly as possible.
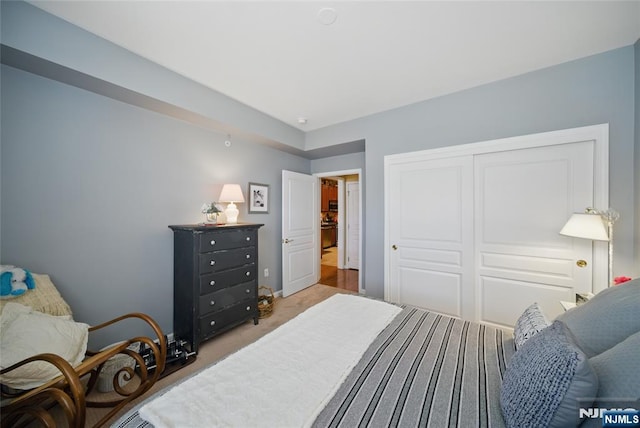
[386,126,606,327]
[387,156,475,319]
[474,141,595,327]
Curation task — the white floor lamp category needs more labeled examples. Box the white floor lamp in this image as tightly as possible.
[559,207,619,286]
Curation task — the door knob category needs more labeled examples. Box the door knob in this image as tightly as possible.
[392,245,398,250]
[576,260,587,268]
[282,238,295,244]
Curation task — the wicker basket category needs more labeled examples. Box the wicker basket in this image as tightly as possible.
[97,342,138,392]
[257,286,275,318]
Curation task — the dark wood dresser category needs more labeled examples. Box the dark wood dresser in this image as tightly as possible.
[168,223,263,354]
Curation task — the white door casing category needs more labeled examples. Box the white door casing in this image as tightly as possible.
[314,169,363,294]
[346,181,360,270]
[282,170,318,297]
[385,124,609,327]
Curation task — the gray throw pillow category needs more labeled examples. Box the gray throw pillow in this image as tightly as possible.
[556,279,640,357]
[500,321,598,428]
[580,331,640,428]
[513,302,550,350]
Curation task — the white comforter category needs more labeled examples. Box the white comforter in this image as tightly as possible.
[139,294,401,428]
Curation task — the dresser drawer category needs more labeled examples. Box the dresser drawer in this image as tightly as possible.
[199,265,256,295]
[200,300,257,339]
[200,230,257,252]
[199,281,256,316]
[199,247,256,274]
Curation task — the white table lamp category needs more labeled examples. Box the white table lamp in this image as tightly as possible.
[219,184,245,224]
[559,207,619,286]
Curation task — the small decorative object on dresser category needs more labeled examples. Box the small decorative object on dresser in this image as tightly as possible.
[168,223,263,354]
[200,202,221,224]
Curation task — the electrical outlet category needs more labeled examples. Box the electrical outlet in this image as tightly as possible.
[264,268,269,277]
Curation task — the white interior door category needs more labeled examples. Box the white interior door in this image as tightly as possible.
[387,156,475,319]
[475,141,595,327]
[282,170,318,297]
[346,181,360,270]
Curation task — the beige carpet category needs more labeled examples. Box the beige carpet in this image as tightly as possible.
[85,283,353,427]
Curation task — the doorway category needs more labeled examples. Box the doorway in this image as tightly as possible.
[315,169,362,294]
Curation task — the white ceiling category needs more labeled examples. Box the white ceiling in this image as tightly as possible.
[30,1,640,131]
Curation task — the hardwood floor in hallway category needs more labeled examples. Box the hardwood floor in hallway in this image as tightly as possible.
[320,247,359,292]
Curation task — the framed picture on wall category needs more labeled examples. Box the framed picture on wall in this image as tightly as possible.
[248,182,269,213]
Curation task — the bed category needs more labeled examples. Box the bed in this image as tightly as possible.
[113,280,640,428]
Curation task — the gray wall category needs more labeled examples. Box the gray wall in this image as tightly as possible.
[1,64,309,345]
[635,39,640,272]
[308,45,638,298]
[310,152,365,174]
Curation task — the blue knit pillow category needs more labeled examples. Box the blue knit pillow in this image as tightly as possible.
[500,321,598,428]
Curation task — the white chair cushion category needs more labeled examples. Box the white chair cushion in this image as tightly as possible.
[0,302,88,390]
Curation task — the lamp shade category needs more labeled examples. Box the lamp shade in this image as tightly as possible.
[559,213,609,241]
[219,184,245,203]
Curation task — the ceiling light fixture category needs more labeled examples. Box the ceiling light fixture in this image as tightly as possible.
[317,7,337,26]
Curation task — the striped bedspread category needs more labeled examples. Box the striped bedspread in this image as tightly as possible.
[113,304,514,428]
[313,307,515,427]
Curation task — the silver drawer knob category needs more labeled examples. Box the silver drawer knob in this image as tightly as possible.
[210,320,216,326]
[245,271,250,276]
[210,240,216,245]
[246,254,251,259]
[246,306,251,311]
[210,260,216,266]
[210,300,215,306]
[210,280,216,286]
[246,289,250,293]
[246,237,251,241]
